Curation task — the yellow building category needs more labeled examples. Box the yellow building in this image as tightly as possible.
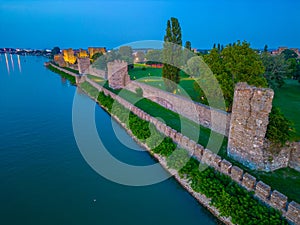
[63,48,77,64]
[78,48,88,58]
[88,47,106,59]
[54,54,67,67]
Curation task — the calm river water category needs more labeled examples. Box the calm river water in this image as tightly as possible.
[0,55,218,225]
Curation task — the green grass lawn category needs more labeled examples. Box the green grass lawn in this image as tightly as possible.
[129,67,200,102]
[273,79,300,140]
[87,75,106,86]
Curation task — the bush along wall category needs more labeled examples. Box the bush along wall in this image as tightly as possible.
[46,64,76,85]
[80,82,288,225]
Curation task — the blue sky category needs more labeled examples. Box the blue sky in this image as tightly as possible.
[0,0,299,49]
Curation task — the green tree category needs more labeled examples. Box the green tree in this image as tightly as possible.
[221,40,267,87]
[204,47,223,75]
[135,51,145,62]
[92,49,120,70]
[162,17,182,92]
[281,49,298,60]
[145,49,162,64]
[91,52,103,62]
[51,46,60,58]
[202,41,267,111]
[182,41,194,67]
[119,46,134,68]
[185,41,191,50]
[287,58,298,79]
[266,107,295,145]
[261,53,289,88]
[295,61,300,82]
[186,56,202,77]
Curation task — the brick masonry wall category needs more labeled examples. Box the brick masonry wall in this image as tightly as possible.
[290,142,300,172]
[125,81,230,136]
[86,66,106,79]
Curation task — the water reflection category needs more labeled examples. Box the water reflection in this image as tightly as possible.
[1,54,24,75]
[4,54,10,74]
[10,54,15,71]
[60,77,71,87]
[17,55,22,73]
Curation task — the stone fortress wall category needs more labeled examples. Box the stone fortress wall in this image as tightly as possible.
[125,81,300,172]
[54,58,300,174]
[48,63,300,224]
[125,81,230,136]
[84,60,300,173]
[83,75,300,225]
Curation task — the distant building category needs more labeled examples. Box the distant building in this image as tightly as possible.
[191,48,198,53]
[271,47,300,57]
[78,48,88,58]
[291,48,300,57]
[278,47,288,54]
[88,47,106,59]
[62,48,77,64]
[54,54,67,67]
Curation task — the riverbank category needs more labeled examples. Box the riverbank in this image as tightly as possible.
[47,64,294,225]
[79,85,232,225]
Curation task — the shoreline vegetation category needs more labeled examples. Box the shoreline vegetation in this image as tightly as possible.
[47,63,76,84]
[79,81,288,225]
[86,74,300,203]
[48,64,289,225]
[46,64,300,203]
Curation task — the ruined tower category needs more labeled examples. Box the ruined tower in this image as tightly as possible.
[228,82,274,170]
[77,57,90,74]
[107,60,130,89]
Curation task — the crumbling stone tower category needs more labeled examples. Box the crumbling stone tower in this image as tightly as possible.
[107,60,130,89]
[228,82,274,170]
[77,57,90,74]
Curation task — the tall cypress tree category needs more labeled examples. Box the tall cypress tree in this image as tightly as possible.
[162,17,182,92]
[185,41,191,50]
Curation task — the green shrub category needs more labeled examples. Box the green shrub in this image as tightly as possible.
[128,113,151,141]
[266,106,295,145]
[166,148,190,170]
[135,87,143,98]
